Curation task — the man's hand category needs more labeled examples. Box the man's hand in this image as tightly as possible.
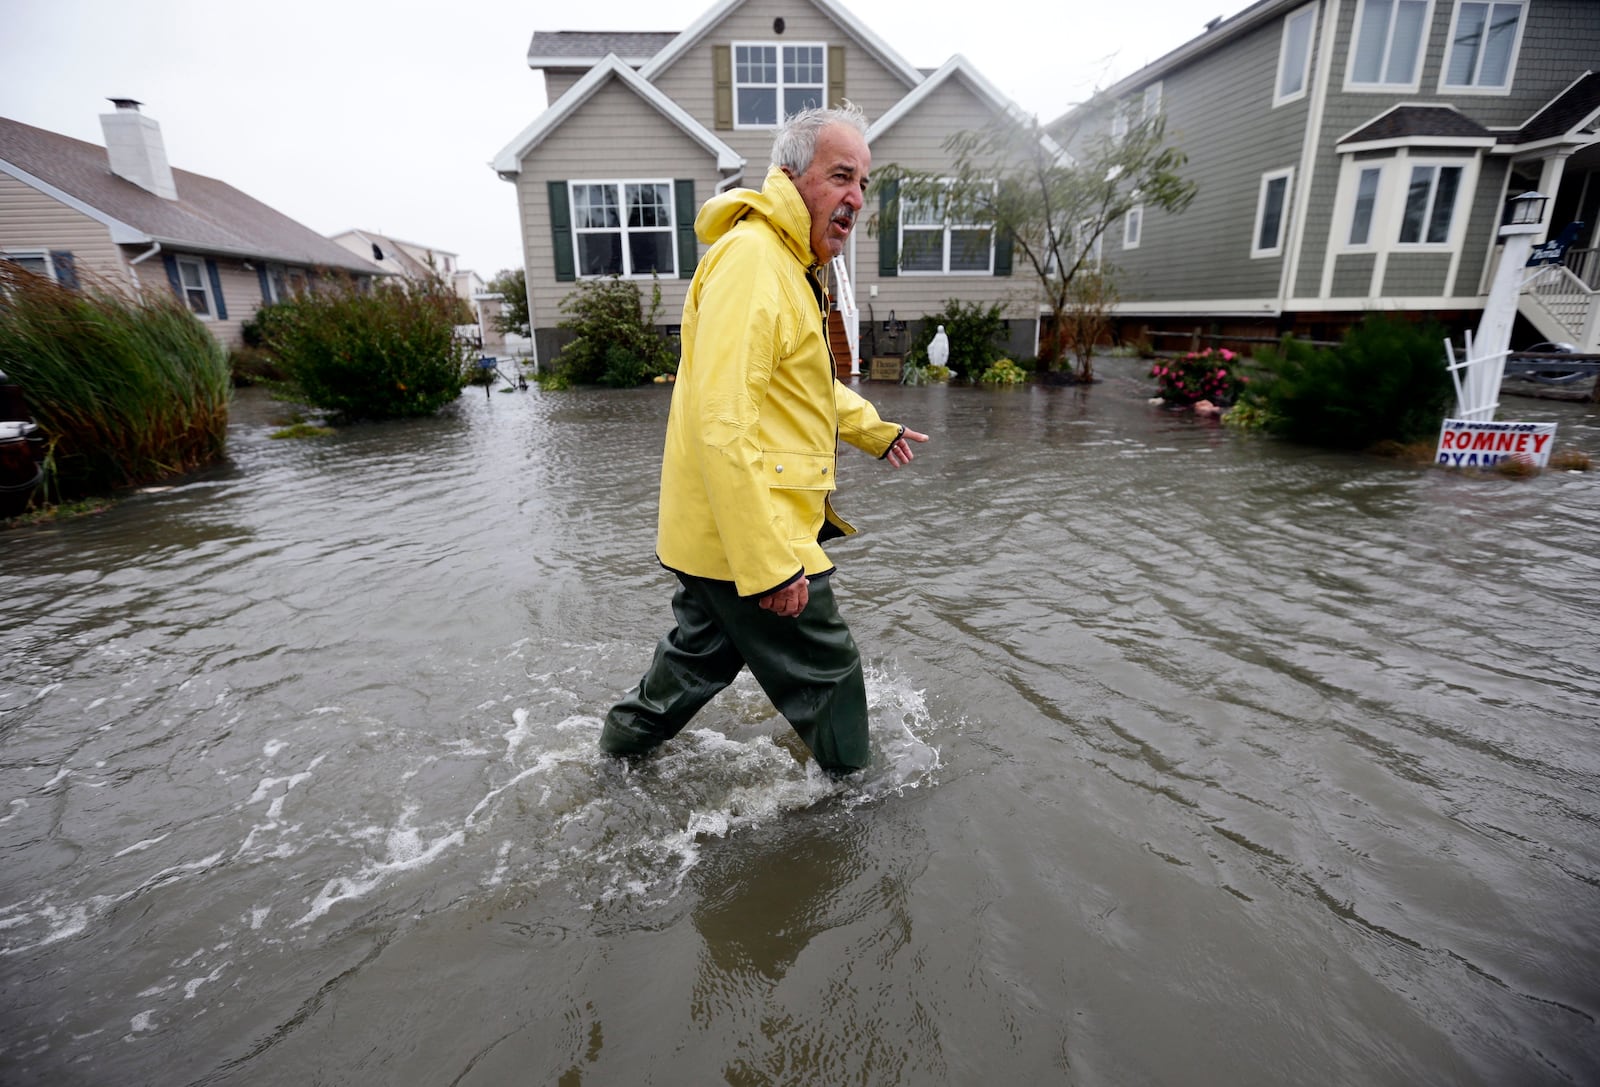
[885,428,929,468]
[759,577,810,618]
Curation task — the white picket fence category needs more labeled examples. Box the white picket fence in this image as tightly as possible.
[1443,331,1505,422]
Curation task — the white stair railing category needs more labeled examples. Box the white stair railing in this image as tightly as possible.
[1522,262,1600,350]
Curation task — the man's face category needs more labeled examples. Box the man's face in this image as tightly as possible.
[784,124,871,265]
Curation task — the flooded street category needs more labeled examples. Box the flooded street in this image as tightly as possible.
[2,359,1598,1085]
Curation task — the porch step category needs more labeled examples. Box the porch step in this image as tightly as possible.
[827,309,854,379]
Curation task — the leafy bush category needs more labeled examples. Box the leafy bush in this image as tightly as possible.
[552,278,676,387]
[261,276,471,419]
[978,358,1029,385]
[1150,348,1248,406]
[1244,316,1453,449]
[906,300,1008,380]
[0,261,230,500]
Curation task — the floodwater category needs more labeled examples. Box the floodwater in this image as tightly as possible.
[2,360,1598,1086]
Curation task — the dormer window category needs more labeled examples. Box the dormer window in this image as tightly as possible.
[733,42,825,127]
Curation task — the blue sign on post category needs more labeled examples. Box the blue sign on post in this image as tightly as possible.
[1527,221,1584,266]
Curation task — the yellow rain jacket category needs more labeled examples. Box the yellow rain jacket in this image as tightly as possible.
[656,167,904,598]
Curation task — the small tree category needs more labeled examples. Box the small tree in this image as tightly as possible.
[878,104,1195,382]
[1056,268,1119,380]
[487,267,531,340]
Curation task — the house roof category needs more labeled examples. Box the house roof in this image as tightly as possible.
[1506,70,1600,146]
[330,229,440,279]
[1337,105,1495,151]
[868,54,1057,151]
[0,115,381,273]
[493,54,743,176]
[527,31,679,69]
[636,0,924,90]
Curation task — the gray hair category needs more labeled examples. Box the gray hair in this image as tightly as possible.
[770,102,869,173]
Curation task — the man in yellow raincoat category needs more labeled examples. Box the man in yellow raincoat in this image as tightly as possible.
[600,104,928,775]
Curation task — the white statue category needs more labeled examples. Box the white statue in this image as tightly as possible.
[927,324,950,372]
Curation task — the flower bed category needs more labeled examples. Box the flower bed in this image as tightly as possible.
[1150,348,1247,406]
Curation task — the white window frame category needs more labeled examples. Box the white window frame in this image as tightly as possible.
[175,256,214,318]
[1438,0,1525,94]
[1123,204,1143,249]
[897,180,996,276]
[567,179,679,280]
[732,41,827,129]
[1,249,55,281]
[1395,160,1466,248]
[1252,169,1295,258]
[1274,4,1318,106]
[1345,0,1435,93]
[1111,81,1163,140]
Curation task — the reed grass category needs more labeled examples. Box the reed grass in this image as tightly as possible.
[0,262,230,500]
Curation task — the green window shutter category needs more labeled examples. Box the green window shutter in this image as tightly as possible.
[206,258,228,319]
[675,179,698,279]
[548,181,575,283]
[994,229,1013,277]
[877,179,898,277]
[828,46,845,107]
[713,45,732,130]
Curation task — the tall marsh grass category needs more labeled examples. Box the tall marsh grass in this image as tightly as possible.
[0,262,230,500]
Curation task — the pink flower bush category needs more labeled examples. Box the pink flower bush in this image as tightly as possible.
[1150,348,1249,406]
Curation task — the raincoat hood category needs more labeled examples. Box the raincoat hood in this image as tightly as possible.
[695,166,817,270]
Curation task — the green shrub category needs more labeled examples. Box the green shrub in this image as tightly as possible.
[906,300,1008,380]
[1244,316,1453,449]
[0,262,230,500]
[977,358,1029,385]
[261,276,470,419]
[552,278,676,387]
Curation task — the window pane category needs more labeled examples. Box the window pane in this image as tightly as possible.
[950,228,992,271]
[628,231,675,276]
[6,255,48,277]
[783,87,823,118]
[901,230,944,272]
[1258,177,1287,251]
[1446,3,1489,84]
[1479,2,1520,85]
[1385,0,1427,83]
[1125,206,1143,247]
[901,193,944,226]
[735,45,775,83]
[1350,168,1380,244]
[1399,165,1432,243]
[1427,167,1461,243]
[577,234,622,276]
[783,45,823,83]
[626,184,670,229]
[1280,10,1313,98]
[737,87,777,125]
[573,185,619,229]
[1351,0,1392,82]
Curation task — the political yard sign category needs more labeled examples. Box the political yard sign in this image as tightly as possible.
[1437,419,1558,468]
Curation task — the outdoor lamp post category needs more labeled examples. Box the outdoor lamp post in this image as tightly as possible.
[1464,191,1549,416]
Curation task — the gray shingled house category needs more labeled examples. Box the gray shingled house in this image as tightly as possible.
[0,100,382,347]
[492,0,1048,369]
[1051,0,1600,353]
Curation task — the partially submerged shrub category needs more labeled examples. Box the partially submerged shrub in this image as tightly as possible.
[1244,315,1453,449]
[1150,348,1248,406]
[0,261,230,500]
[552,278,676,387]
[906,299,1008,380]
[261,276,471,419]
[1549,449,1592,472]
[978,358,1029,386]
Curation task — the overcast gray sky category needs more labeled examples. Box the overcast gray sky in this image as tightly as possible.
[2,0,1227,277]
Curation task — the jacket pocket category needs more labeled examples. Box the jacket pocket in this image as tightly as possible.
[762,449,836,491]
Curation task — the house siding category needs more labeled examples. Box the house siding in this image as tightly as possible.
[513,77,723,352]
[544,71,583,103]
[647,0,915,171]
[1330,252,1376,297]
[1110,11,1308,307]
[0,172,133,290]
[863,78,1041,323]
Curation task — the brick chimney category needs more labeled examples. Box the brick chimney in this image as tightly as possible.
[99,98,177,200]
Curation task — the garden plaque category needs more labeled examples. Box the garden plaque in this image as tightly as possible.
[869,357,902,381]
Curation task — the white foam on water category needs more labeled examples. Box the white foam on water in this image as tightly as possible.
[113,835,170,858]
[128,1011,154,1034]
[262,739,286,758]
[292,805,465,927]
[182,963,227,1000]
[0,798,27,826]
[249,907,271,930]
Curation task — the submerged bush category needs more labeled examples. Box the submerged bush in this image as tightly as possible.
[552,278,676,387]
[977,358,1029,386]
[1150,348,1248,406]
[261,276,471,419]
[1244,316,1454,450]
[0,261,230,500]
[906,299,1007,380]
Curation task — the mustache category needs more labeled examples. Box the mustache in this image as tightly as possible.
[831,206,857,226]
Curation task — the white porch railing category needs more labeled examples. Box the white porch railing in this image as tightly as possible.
[1522,262,1600,350]
[830,255,860,376]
